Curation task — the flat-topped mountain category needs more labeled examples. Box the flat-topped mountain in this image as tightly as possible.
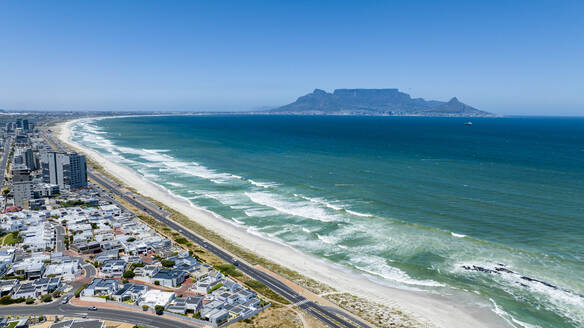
[269,89,493,116]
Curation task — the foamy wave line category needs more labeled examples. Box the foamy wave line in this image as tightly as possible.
[245,191,342,223]
[352,255,445,288]
[294,194,373,218]
[316,233,341,245]
[490,299,540,328]
[248,179,278,189]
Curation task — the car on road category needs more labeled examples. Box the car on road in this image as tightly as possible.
[88,306,98,311]
[61,296,70,304]
[232,258,239,266]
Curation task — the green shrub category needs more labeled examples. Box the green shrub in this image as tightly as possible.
[174,237,189,245]
[161,260,175,268]
[41,294,52,302]
[74,283,89,297]
[216,264,242,277]
[123,270,135,279]
[209,283,223,293]
[0,296,25,305]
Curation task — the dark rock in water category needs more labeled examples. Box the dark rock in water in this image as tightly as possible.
[495,267,514,274]
[462,264,583,298]
[462,265,499,274]
[521,276,558,289]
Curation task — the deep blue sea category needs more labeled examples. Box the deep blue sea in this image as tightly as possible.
[71,115,584,328]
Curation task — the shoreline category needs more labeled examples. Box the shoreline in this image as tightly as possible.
[56,116,508,328]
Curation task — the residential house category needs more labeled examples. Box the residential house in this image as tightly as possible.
[138,289,175,308]
[111,283,148,302]
[100,259,126,278]
[82,278,119,297]
[152,269,187,288]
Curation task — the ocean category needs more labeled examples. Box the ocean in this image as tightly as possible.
[71,115,584,328]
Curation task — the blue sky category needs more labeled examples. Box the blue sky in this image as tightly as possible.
[0,1,582,115]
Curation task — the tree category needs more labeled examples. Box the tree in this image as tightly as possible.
[154,280,160,286]
[154,305,165,315]
[41,294,52,302]
[161,260,175,268]
[123,270,135,279]
[142,305,149,311]
[25,297,35,304]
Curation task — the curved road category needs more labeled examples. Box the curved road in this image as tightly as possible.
[0,303,197,328]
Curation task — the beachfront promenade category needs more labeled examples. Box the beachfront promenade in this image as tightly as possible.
[43,130,372,328]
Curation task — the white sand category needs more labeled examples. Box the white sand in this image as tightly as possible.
[56,117,507,328]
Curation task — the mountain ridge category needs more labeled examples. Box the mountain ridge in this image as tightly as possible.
[268,88,494,116]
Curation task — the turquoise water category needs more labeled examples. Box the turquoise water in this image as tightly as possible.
[72,115,584,327]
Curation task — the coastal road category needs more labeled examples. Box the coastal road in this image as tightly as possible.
[0,303,197,328]
[43,130,371,328]
[0,136,11,188]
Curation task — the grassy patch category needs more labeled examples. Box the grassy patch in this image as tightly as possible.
[209,283,224,293]
[216,264,243,277]
[59,200,96,208]
[174,237,190,246]
[3,232,23,246]
[245,280,290,304]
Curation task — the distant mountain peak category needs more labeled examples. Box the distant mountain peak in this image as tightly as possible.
[269,88,493,117]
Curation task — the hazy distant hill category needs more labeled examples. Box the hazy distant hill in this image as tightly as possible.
[269,89,493,116]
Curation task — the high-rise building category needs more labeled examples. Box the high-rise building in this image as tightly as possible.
[23,148,35,170]
[68,153,88,189]
[41,152,88,190]
[12,166,33,208]
[14,147,36,171]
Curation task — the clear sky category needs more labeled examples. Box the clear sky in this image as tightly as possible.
[0,1,582,115]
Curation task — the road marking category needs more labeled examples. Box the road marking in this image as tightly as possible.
[293,299,310,306]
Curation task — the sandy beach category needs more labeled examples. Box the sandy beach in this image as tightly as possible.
[56,117,507,328]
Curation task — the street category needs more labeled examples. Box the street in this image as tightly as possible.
[0,303,198,328]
